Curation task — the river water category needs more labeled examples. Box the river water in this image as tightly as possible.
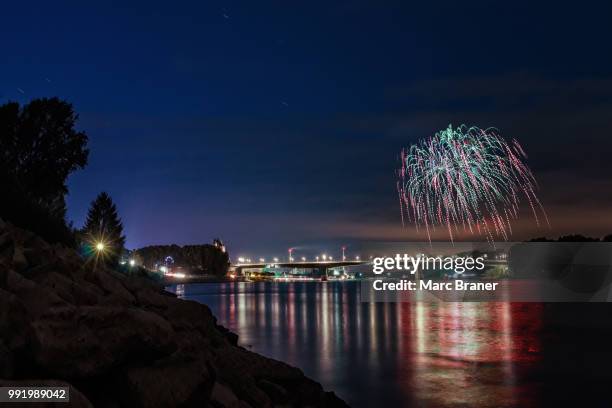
[167,281,607,407]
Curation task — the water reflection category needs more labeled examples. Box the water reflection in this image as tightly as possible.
[171,282,542,407]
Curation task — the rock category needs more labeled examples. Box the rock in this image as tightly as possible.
[0,221,349,407]
[12,247,28,271]
[0,341,14,378]
[0,232,14,260]
[85,268,136,305]
[131,285,171,310]
[5,270,72,317]
[216,324,239,346]
[211,381,241,408]
[122,355,214,408]
[0,288,31,352]
[31,306,176,378]
[257,379,289,404]
[161,297,221,340]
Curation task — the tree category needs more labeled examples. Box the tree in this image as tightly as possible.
[0,98,89,216]
[557,234,599,242]
[82,192,126,265]
[0,98,89,243]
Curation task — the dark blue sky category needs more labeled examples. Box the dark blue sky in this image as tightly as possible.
[3,1,612,258]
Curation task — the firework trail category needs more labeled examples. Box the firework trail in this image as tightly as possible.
[398,124,548,243]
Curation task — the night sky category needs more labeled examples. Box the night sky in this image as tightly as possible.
[3,1,612,258]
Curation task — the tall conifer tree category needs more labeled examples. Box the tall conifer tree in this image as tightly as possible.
[82,192,126,264]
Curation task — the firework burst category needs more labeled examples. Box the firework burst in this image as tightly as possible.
[398,124,548,242]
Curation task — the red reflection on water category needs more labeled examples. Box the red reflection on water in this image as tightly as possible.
[185,283,545,408]
[399,302,543,407]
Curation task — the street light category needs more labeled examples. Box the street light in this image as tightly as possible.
[259,257,265,263]
[129,259,136,267]
[322,254,327,261]
[301,256,306,262]
[316,256,320,261]
[342,246,346,261]
[355,255,360,261]
[95,242,106,252]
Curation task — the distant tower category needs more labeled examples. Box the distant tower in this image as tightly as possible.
[213,238,226,253]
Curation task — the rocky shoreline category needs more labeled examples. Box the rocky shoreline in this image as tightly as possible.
[0,219,349,407]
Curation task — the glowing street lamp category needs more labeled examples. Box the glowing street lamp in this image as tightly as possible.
[322,254,327,261]
[355,255,360,261]
[129,259,136,267]
[95,242,106,252]
[342,246,346,261]
[316,256,320,262]
[301,256,306,262]
[259,257,265,263]
[288,248,293,263]
[273,257,279,263]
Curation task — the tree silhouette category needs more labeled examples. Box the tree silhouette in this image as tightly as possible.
[82,192,126,265]
[0,98,89,243]
[0,98,89,217]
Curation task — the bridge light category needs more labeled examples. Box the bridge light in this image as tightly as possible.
[355,256,360,261]
[301,256,306,261]
[273,257,279,262]
[316,256,320,261]
[238,257,245,263]
[322,254,327,261]
[329,256,333,261]
[259,258,265,262]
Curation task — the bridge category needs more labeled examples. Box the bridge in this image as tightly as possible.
[231,260,368,276]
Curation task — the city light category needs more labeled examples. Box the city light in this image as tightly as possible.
[129,259,135,267]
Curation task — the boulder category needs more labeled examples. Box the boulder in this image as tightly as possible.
[0,220,349,407]
[121,355,214,407]
[31,306,176,378]
[211,381,241,408]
